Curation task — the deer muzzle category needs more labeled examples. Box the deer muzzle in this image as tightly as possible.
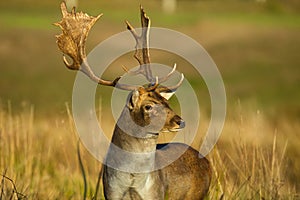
[166,115,185,132]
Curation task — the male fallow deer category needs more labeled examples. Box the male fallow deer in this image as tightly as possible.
[55,2,211,199]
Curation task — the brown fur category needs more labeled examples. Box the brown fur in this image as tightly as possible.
[103,88,211,200]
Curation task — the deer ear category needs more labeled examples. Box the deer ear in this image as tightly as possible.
[159,91,175,100]
[129,89,140,110]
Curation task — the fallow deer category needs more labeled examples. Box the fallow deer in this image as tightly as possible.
[54,2,211,199]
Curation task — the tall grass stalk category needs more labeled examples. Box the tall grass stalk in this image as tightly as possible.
[208,107,297,199]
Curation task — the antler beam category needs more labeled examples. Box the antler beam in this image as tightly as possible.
[125,6,153,82]
[125,7,184,90]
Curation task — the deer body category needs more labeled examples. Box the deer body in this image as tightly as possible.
[103,89,211,200]
[55,2,211,199]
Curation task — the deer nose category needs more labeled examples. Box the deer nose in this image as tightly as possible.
[176,119,185,129]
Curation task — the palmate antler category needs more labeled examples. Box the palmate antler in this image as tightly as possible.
[125,6,184,92]
[54,2,183,92]
[54,2,135,90]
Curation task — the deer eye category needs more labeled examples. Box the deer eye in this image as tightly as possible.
[144,105,153,111]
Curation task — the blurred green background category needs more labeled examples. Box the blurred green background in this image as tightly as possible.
[0,0,299,196]
[0,0,299,120]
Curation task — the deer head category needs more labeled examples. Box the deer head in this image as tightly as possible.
[127,87,185,135]
[54,2,185,136]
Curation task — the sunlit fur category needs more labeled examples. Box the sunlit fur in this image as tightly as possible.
[103,87,211,200]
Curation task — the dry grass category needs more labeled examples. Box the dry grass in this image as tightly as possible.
[0,103,101,199]
[0,102,298,199]
[0,1,299,199]
[208,112,299,199]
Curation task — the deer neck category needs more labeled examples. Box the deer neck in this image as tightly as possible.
[112,107,158,153]
[106,107,158,173]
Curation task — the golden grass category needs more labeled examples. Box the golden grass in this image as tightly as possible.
[0,102,298,199]
[208,106,299,199]
[0,103,99,199]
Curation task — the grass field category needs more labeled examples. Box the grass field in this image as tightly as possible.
[0,0,299,199]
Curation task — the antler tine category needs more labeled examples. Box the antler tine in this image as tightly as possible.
[157,73,185,93]
[126,6,153,82]
[54,2,137,91]
[157,63,177,83]
[126,8,182,91]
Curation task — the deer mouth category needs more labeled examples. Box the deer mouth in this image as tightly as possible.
[160,128,184,133]
[147,132,159,136]
[170,128,184,132]
[169,127,184,132]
